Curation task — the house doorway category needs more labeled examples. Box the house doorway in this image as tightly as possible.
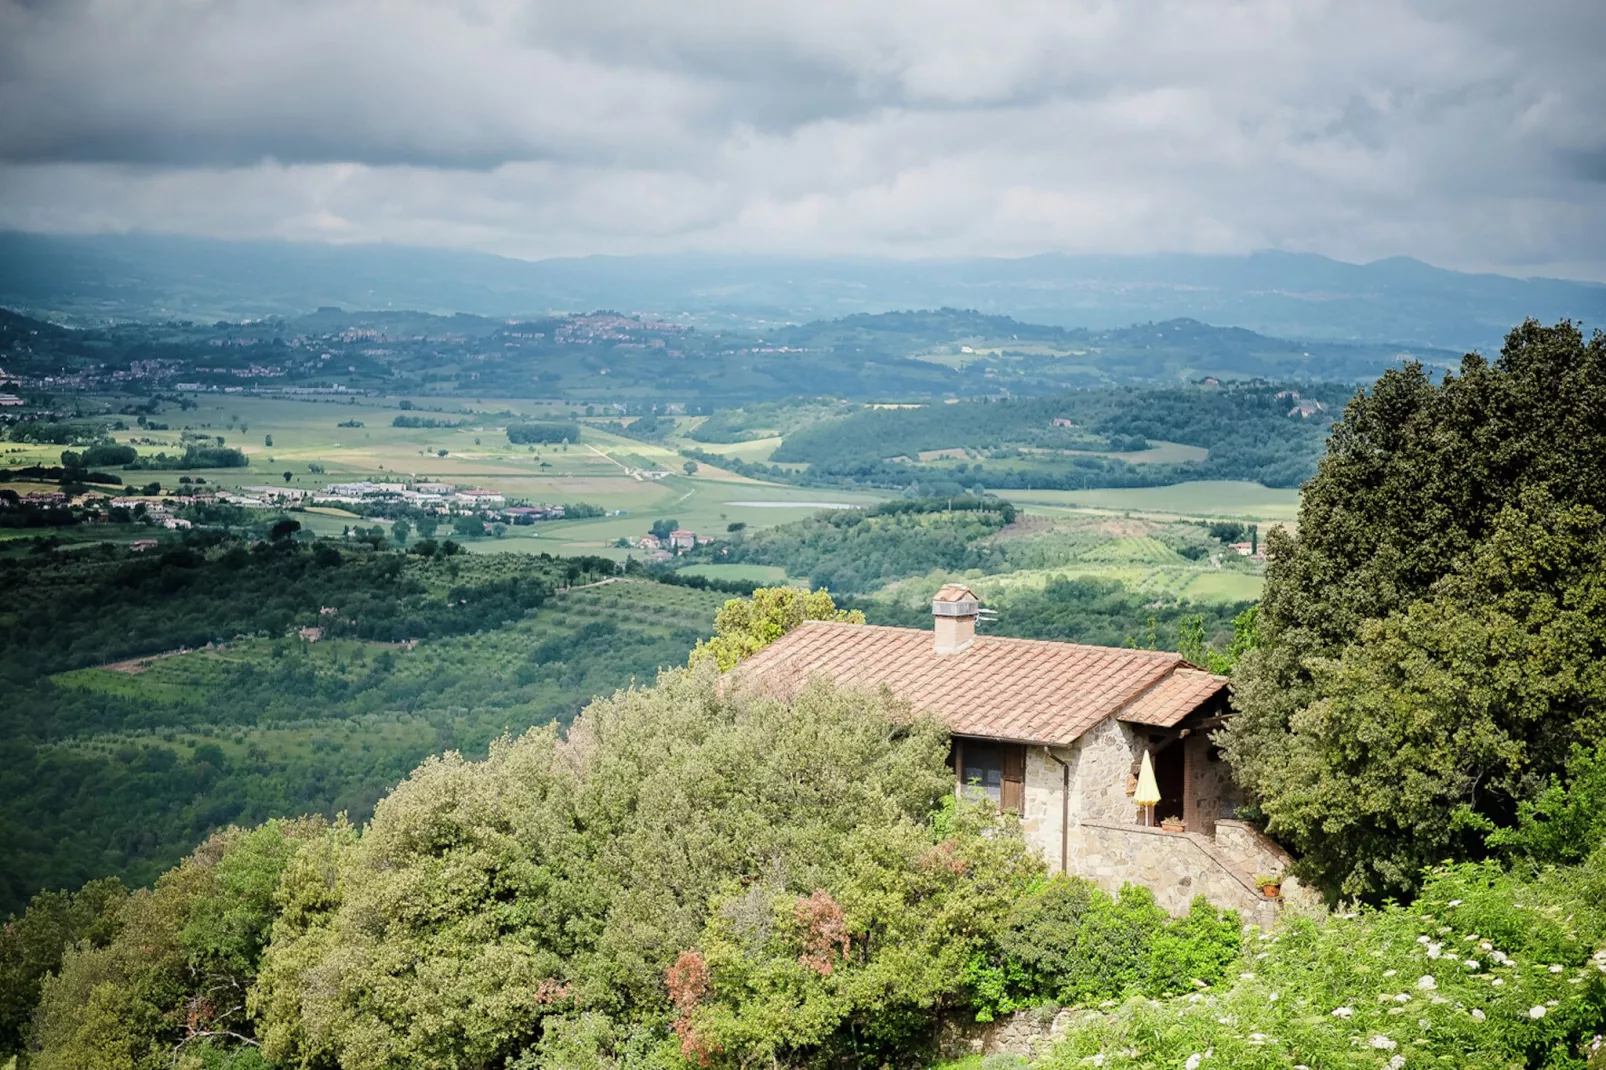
[1151,739,1185,826]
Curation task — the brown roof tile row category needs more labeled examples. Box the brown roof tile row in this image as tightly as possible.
[735,622,1229,746]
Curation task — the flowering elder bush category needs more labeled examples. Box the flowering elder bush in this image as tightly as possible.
[1039,853,1606,1069]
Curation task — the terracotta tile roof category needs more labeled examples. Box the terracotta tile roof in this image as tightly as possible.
[1118,668,1229,727]
[735,621,1229,746]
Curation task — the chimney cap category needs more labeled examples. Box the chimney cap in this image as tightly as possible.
[932,583,980,617]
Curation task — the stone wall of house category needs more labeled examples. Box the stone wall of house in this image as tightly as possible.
[1020,745,1070,871]
[1018,718,1145,871]
[1067,717,1145,824]
[1013,723,1282,926]
[1183,733,1238,835]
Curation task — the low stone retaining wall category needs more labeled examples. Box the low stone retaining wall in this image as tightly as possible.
[1213,819,1293,880]
[1070,821,1278,925]
[936,1005,1099,1061]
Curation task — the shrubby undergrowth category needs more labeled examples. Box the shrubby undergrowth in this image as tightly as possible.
[1039,852,1606,1070]
[3,668,1250,1069]
[0,672,1603,1070]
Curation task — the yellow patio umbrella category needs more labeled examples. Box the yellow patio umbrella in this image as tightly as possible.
[1135,749,1162,827]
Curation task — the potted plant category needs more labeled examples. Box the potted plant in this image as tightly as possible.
[1254,874,1283,898]
[1160,815,1186,833]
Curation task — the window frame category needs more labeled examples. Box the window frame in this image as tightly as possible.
[953,737,1026,814]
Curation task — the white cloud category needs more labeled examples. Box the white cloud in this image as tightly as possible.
[0,0,1601,277]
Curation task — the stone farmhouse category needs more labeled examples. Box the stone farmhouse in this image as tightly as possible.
[736,584,1293,922]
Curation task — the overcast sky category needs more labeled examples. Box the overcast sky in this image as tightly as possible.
[1,0,1603,279]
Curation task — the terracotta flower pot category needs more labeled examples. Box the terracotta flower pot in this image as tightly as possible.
[1161,821,1186,833]
[1259,883,1281,898]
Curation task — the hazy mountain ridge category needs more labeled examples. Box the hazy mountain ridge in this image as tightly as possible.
[2,232,1601,352]
[0,303,1458,392]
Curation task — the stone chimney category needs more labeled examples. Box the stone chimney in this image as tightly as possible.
[932,583,980,654]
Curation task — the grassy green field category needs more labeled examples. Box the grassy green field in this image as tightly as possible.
[914,439,1209,467]
[683,435,785,463]
[1005,480,1300,523]
[862,514,1266,607]
[1076,439,1210,464]
[674,563,790,583]
[877,561,1262,607]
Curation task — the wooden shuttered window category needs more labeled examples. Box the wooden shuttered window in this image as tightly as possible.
[955,738,1028,815]
[1000,743,1026,814]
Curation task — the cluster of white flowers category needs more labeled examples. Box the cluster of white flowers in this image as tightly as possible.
[1415,974,1437,990]
[1331,1006,1354,1019]
[1369,1034,1398,1050]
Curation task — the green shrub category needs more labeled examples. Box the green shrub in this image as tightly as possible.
[967,878,1243,1021]
[1488,743,1606,866]
[690,797,1044,1065]
[1039,847,1606,1070]
[508,421,580,445]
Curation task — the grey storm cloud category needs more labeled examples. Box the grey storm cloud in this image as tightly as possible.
[0,0,1603,275]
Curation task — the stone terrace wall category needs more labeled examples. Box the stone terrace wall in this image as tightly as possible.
[1069,821,1276,925]
[1214,819,1292,880]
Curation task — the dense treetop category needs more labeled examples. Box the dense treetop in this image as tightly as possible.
[1225,320,1606,899]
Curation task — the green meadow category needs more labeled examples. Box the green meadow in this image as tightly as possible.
[1005,480,1301,523]
[673,563,790,583]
